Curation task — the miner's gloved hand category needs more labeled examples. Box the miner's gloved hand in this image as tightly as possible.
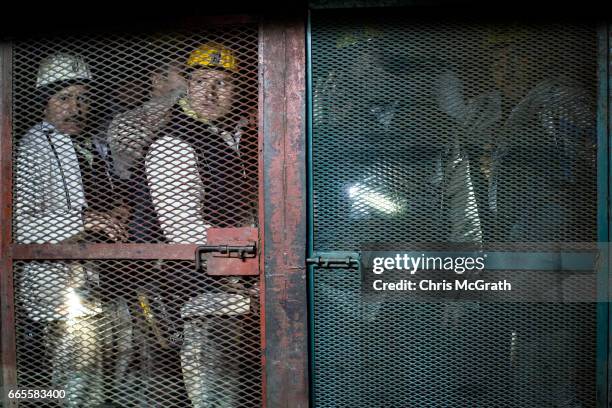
[110,202,131,225]
[83,210,129,242]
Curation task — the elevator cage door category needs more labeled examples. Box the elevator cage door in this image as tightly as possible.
[1,17,271,408]
[309,10,605,408]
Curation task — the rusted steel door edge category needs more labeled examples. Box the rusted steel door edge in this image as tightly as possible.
[1,42,16,408]
[261,16,309,408]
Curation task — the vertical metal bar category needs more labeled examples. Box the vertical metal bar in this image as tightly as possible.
[596,23,610,408]
[305,10,316,408]
[258,18,268,408]
[262,15,309,408]
[0,42,17,407]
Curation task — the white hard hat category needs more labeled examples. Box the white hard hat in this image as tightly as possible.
[36,53,92,89]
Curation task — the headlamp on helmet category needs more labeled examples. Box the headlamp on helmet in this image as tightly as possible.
[36,53,92,89]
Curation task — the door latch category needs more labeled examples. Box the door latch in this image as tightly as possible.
[194,227,259,276]
[195,243,256,271]
[306,256,359,268]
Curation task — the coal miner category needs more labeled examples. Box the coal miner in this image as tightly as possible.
[14,53,130,406]
[108,42,258,407]
[436,27,595,406]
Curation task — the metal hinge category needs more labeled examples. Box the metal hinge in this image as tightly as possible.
[306,252,360,268]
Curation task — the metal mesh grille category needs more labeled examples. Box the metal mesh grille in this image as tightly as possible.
[311,15,597,250]
[14,260,261,407]
[311,12,598,407]
[313,267,596,408]
[10,23,262,407]
[12,26,259,244]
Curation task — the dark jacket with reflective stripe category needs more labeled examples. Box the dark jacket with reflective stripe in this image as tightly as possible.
[163,110,256,228]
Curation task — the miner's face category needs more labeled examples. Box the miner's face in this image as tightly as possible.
[44,84,90,135]
[187,68,235,122]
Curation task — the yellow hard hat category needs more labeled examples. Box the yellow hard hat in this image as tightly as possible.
[186,43,238,72]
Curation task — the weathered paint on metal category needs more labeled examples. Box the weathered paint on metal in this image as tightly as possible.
[12,244,200,260]
[0,42,17,408]
[261,16,309,408]
[205,227,259,276]
[258,19,268,408]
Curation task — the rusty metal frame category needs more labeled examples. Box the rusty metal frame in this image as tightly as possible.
[1,41,16,408]
[0,14,311,408]
[261,15,309,408]
[12,244,199,260]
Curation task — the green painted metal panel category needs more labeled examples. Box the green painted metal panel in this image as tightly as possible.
[596,23,609,408]
[309,9,600,407]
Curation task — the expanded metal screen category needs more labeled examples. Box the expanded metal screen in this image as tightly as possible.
[311,12,598,407]
[10,22,262,407]
[311,16,597,249]
[13,260,261,408]
[13,26,259,244]
[313,267,596,407]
